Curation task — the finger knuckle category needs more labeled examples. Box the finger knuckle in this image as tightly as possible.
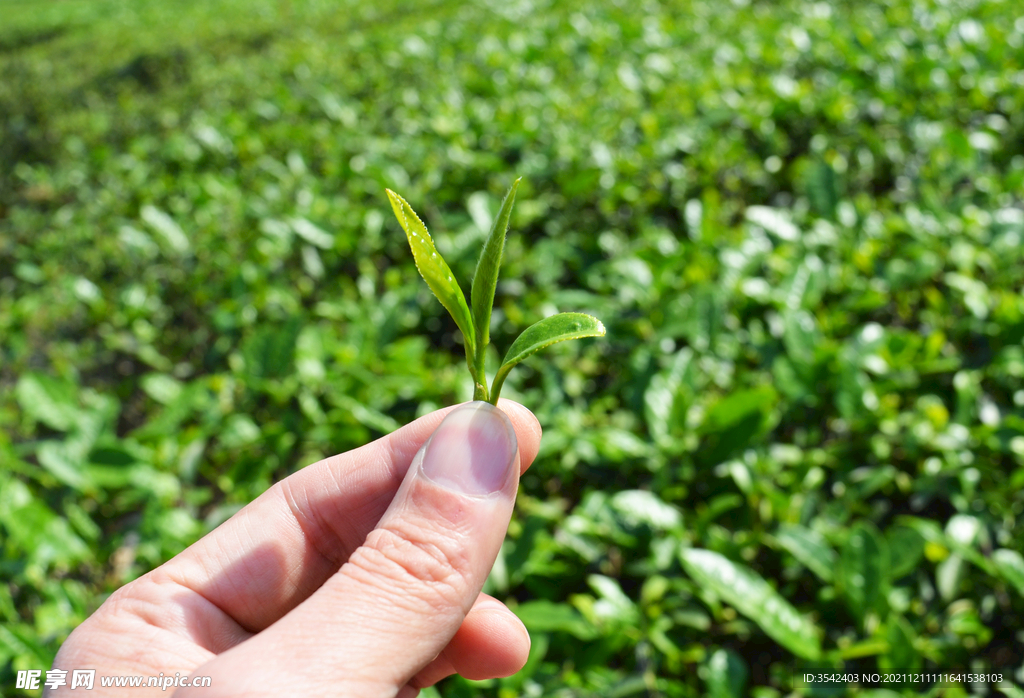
[349,521,473,611]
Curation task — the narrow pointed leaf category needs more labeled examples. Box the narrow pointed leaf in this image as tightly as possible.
[471,178,520,350]
[680,547,822,661]
[386,189,476,357]
[490,312,605,401]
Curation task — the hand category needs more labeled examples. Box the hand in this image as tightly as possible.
[51,400,542,697]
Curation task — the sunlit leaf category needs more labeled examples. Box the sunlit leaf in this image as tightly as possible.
[386,189,476,359]
[15,373,80,432]
[471,177,520,352]
[489,312,604,402]
[680,547,822,660]
[745,205,799,240]
[288,217,334,249]
[993,549,1024,596]
[897,515,995,575]
[140,373,184,405]
[704,648,747,698]
[587,574,639,625]
[140,205,190,254]
[998,682,1024,698]
[37,443,91,490]
[6,0,1024,684]
[609,490,682,530]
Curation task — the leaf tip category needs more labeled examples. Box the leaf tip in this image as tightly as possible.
[385,189,406,222]
[578,313,606,338]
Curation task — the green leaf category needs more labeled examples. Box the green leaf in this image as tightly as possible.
[698,386,778,466]
[332,394,401,434]
[775,524,836,583]
[680,547,822,660]
[804,159,839,220]
[289,216,334,249]
[606,677,650,698]
[140,204,190,254]
[471,177,520,353]
[703,648,748,698]
[37,442,92,490]
[16,373,80,432]
[896,515,995,575]
[514,600,597,640]
[386,189,476,361]
[879,615,920,671]
[644,348,693,448]
[998,683,1024,698]
[140,373,184,405]
[241,319,301,380]
[490,312,605,402]
[839,522,890,623]
[992,548,1024,596]
[0,623,53,667]
[936,554,966,601]
[702,386,778,433]
[587,574,639,625]
[886,525,925,580]
[609,490,682,530]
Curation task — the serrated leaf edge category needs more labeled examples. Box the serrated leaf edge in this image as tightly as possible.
[489,313,605,403]
[386,188,477,367]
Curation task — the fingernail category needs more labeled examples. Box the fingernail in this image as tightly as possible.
[419,402,517,495]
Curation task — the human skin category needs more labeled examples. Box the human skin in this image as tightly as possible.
[49,400,542,697]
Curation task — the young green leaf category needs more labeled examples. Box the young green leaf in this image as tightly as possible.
[386,189,477,364]
[489,312,605,403]
[470,178,520,370]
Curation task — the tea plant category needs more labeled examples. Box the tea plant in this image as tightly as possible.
[386,179,605,405]
[4,0,1024,695]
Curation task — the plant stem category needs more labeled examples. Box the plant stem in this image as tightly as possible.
[488,364,511,406]
[473,341,488,402]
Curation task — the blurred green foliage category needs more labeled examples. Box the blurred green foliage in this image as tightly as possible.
[2,0,1024,695]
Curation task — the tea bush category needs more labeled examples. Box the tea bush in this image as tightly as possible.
[2,0,1023,695]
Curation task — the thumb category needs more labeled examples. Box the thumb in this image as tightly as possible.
[334,400,521,690]
[190,401,521,697]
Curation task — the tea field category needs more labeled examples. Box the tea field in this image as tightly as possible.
[2,0,1023,695]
